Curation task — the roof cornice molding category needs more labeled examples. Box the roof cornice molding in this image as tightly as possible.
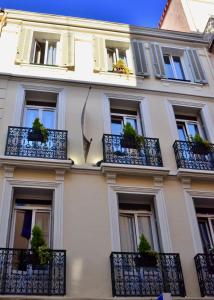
[5,9,208,44]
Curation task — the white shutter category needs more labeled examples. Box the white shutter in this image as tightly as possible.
[15,26,33,64]
[186,48,207,84]
[150,43,166,78]
[132,40,149,76]
[93,37,106,72]
[61,32,75,70]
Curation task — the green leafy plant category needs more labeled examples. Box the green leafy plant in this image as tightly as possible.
[113,59,131,75]
[31,225,51,265]
[121,123,144,149]
[189,133,212,154]
[32,118,48,143]
[138,234,158,258]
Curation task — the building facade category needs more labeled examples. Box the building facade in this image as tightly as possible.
[0,8,214,299]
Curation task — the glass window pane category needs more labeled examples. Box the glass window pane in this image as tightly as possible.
[118,50,127,64]
[164,55,174,79]
[47,42,56,65]
[177,122,188,141]
[198,218,212,253]
[35,212,51,246]
[25,109,39,127]
[137,215,154,249]
[188,123,199,138]
[13,210,31,249]
[111,118,123,135]
[173,56,185,80]
[119,214,137,252]
[125,118,138,132]
[42,110,55,129]
[107,49,114,71]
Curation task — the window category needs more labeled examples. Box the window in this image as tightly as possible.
[23,91,57,129]
[110,100,142,136]
[10,188,53,249]
[32,39,57,65]
[150,43,207,84]
[194,199,214,253]
[105,40,132,72]
[107,48,128,71]
[175,115,203,141]
[163,55,186,80]
[118,194,160,252]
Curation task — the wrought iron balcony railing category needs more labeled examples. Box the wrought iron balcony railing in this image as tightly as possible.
[110,252,186,297]
[173,140,214,170]
[5,126,68,160]
[0,248,66,296]
[103,134,163,167]
[195,253,214,296]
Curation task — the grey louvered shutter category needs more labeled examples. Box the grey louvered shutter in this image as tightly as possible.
[15,26,33,64]
[132,41,149,76]
[150,43,166,78]
[93,37,106,72]
[61,32,75,70]
[186,48,207,84]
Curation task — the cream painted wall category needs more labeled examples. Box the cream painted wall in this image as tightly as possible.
[182,0,214,32]
[0,9,214,299]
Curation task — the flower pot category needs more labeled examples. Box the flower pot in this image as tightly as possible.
[120,136,139,149]
[191,142,211,155]
[135,253,158,268]
[28,129,43,143]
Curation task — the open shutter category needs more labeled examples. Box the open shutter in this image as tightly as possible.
[93,37,106,72]
[186,48,207,84]
[61,32,75,70]
[150,43,166,78]
[15,27,33,64]
[132,41,149,76]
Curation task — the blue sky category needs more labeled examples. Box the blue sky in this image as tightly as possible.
[0,0,166,28]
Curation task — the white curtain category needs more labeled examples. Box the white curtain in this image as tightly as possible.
[119,214,137,252]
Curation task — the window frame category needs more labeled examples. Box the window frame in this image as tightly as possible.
[163,54,186,81]
[197,213,214,253]
[32,38,59,66]
[10,202,52,249]
[119,208,160,252]
[23,104,56,129]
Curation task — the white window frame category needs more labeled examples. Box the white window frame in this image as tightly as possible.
[105,43,133,72]
[165,99,214,144]
[23,105,56,129]
[175,115,205,140]
[32,39,58,65]
[163,54,186,80]
[119,208,159,251]
[0,179,64,249]
[161,47,192,82]
[13,84,66,130]
[103,93,154,137]
[197,213,214,251]
[107,185,172,252]
[111,110,142,135]
[10,204,52,248]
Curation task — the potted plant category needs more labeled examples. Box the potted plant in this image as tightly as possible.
[28,118,48,143]
[135,234,158,268]
[29,225,51,268]
[189,133,212,155]
[120,123,144,149]
[113,59,131,75]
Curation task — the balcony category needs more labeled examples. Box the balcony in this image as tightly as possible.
[173,140,214,170]
[195,253,214,296]
[0,248,66,296]
[110,252,186,297]
[103,134,163,167]
[5,126,68,160]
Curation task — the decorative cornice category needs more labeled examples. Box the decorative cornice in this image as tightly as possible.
[101,163,170,177]
[0,156,72,170]
[5,9,208,44]
[177,168,214,180]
